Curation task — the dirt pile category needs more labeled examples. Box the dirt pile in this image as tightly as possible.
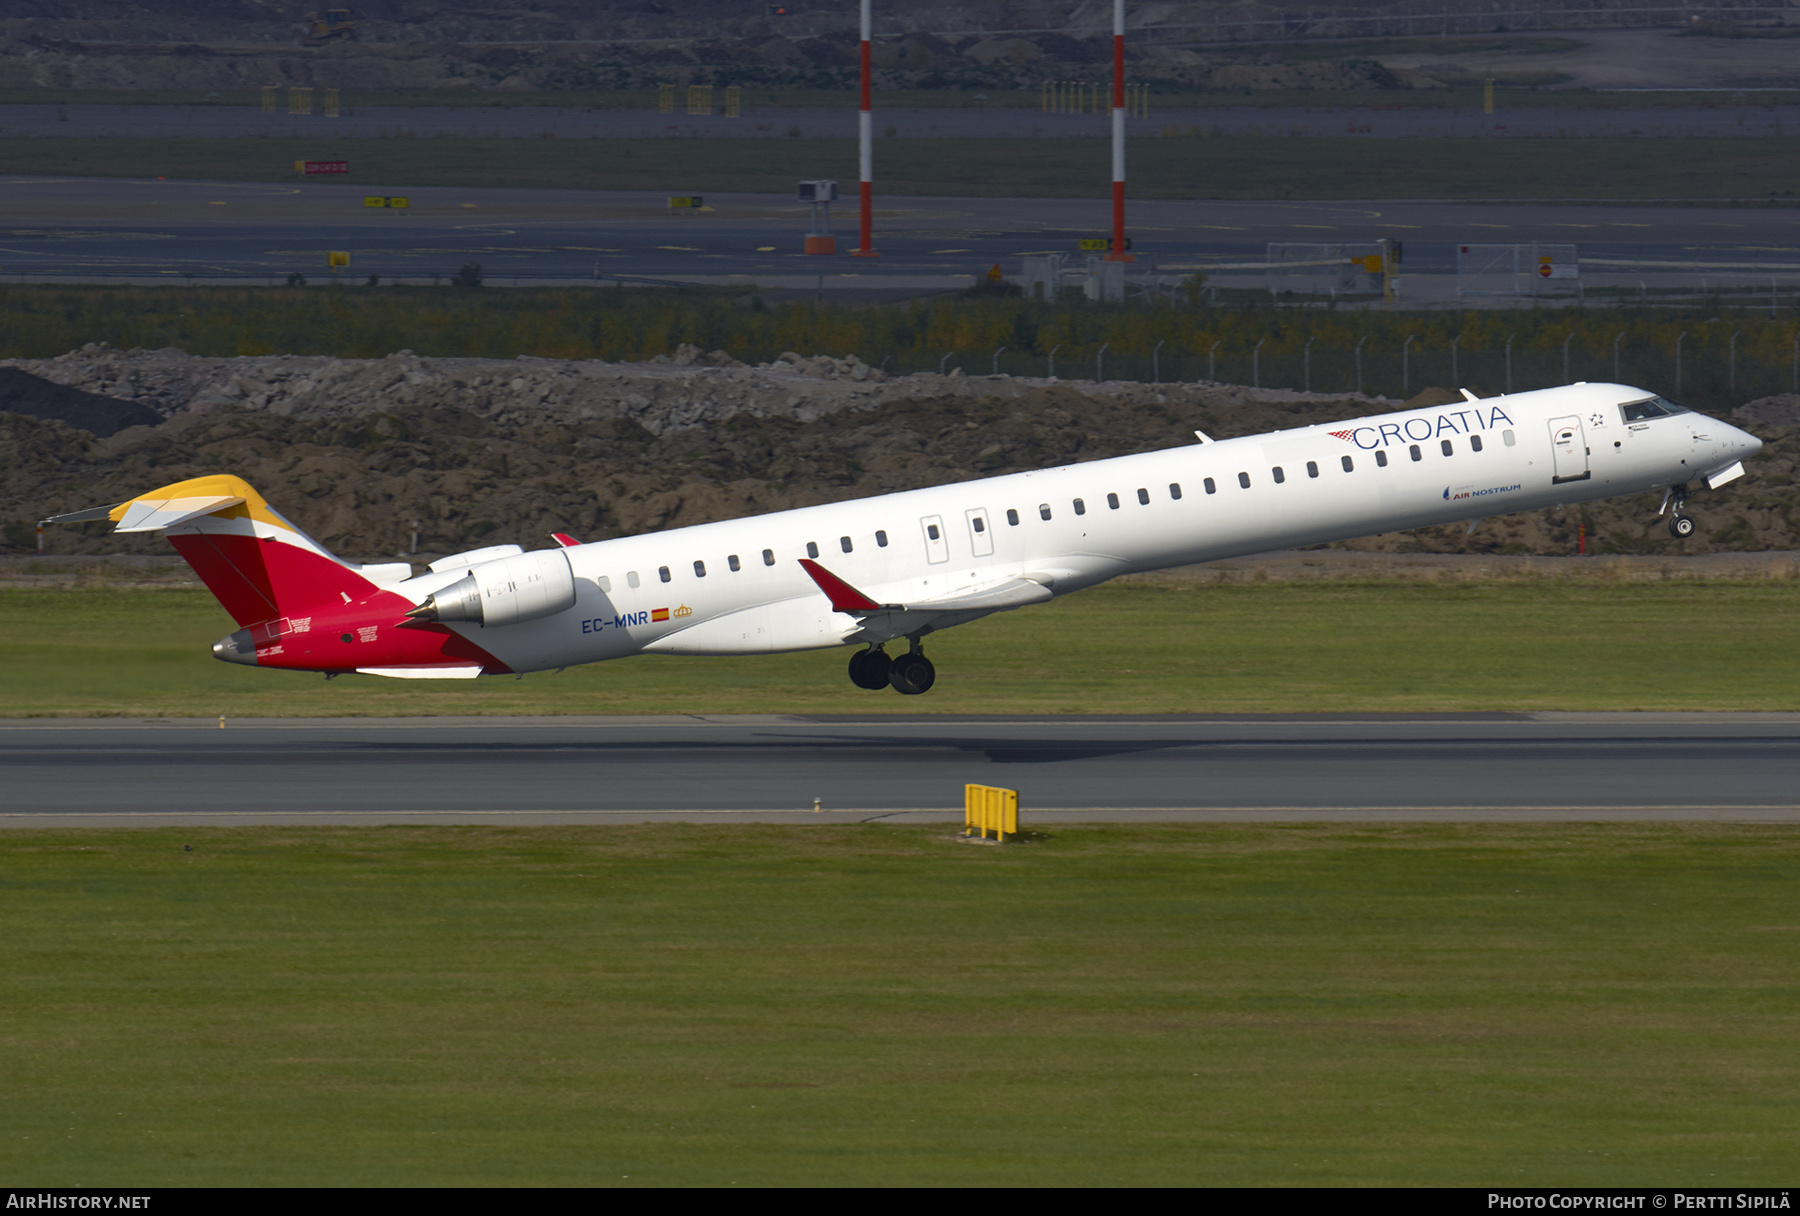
[0,367,160,437]
[3,346,1795,563]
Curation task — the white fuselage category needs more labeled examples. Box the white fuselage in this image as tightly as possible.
[392,382,1761,674]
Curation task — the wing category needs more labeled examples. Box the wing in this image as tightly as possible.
[798,558,1053,642]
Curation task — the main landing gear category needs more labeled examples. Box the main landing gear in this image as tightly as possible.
[847,643,936,695]
[1665,486,1696,539]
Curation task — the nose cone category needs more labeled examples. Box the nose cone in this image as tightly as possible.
[1733,422,1765,461]
[212,629,257,666]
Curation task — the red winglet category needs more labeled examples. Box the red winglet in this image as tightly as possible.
[798,558,882,613]
[550,532,582,547]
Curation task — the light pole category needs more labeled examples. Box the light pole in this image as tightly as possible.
[1048,343,1062,379]
[1505,333,1515,393]
[992,345,1006,375]
[853,0,878,258]
[1252,338,1265,388]
[1676,330,1687,396]
[1104,0,1132,265]
[1304,334,1315,392]
[1096,342,1109,382]
[1613,330,1625,381]
[1450,332,1461,386]
[1208,339,1222,381]
[1402,333,1415,394]
[1152,338,1164,384]
[1563,330,1574,383]
[1355,335,1367,395]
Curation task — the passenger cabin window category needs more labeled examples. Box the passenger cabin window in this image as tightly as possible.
[1409,444,1422,462]
[658,566,671,583]
[762,549,775,567]
[728,555,740,573]
[1470,435,1484,453]
[806,541,820,558]
[627,570,641,588]
[1204,477,1217,495]
[1237,472,1251,489]
[1502,430,1516,447]
[1073,498,1086,516]
[1137,488,1150,505]
[1307,461,1319,479]
[1006,509,1020,526]
[1107,492,1120,510]
[1440,439,1454,456]
[840,536,853,553]
[1272,466,1286,484]
[694,560,706,578]
[1039,504,1052,521]
[598,575,612,593]
[1169,483,1182,500]
[1376,451,1389,467]
[876,530,888,547]
[1341,455,1354,472]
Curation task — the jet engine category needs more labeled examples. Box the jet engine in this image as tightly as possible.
[407,549,576,628]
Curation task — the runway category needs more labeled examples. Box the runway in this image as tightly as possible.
[1,177,1797,288]
[4,713,1799,827]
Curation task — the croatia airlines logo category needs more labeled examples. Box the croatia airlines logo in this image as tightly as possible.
[1328,406,1514,448]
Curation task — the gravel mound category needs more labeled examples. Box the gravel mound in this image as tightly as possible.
[0,367,161,438]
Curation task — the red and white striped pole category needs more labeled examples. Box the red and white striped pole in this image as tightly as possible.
[853,0,878,257]
[1105,0,1133,262]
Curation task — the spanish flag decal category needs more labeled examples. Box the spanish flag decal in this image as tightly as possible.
[651,607,670,622]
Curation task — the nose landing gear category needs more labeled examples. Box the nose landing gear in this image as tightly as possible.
[1663,486,1696,539]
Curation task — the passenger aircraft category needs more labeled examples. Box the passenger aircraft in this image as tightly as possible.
[47,382,1761,695]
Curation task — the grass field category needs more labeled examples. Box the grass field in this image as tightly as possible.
[4,135,1798,200]
[3,822,1796,1186]
[4,578,1799,717]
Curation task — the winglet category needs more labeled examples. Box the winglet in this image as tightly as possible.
[1459,388,1480,402]
[550,532,583,548]
[798,558,883,613]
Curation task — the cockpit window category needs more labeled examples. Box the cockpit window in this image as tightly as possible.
[1620,396,1690,422]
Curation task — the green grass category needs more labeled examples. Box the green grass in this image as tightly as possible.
[5,135,1800,200]
[2,822,1796,1185]
[5,579,1799,717]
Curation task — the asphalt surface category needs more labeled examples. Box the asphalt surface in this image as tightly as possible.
[2,177,1797,289]
[5,102,1793,140]
[5,713,1799,827]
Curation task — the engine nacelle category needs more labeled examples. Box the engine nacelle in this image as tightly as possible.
[408,549,576,628]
